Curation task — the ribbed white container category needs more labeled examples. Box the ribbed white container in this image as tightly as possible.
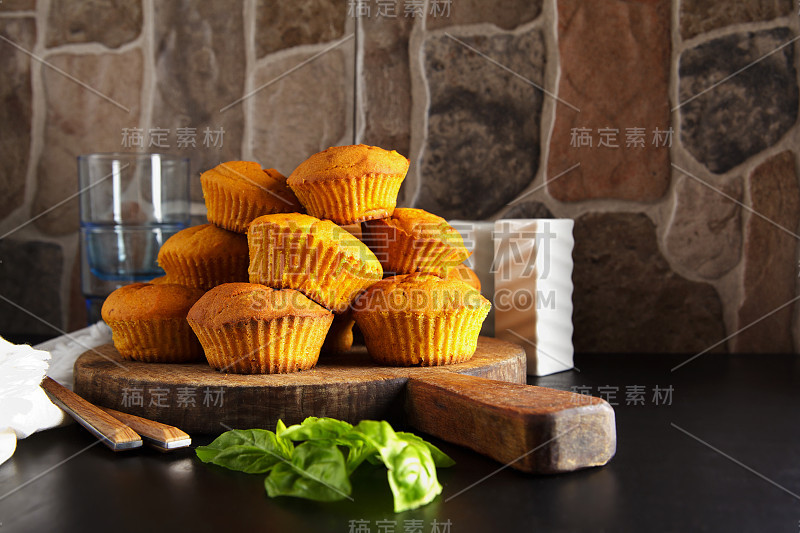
[450,219,575,376]
[492,219,574,376]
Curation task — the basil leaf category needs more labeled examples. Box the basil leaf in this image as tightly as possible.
[264,441,352,502]
[396,432,455,468]
[280,417,354,441]
[275,420,295,458]
[196,419,451,512]
[343,438,377,474]
[354,421,443,512]
[281,417,375,474]
[195,429,291,474]
[353,420,405,454]
[385,441,442,513]
[365,454,383,466]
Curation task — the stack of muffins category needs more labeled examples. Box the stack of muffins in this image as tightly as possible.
[102,145,490,374]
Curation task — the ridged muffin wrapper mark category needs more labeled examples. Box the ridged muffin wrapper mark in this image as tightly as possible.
[289,173,405,225]
[355,306,490,366]
[362,222,470,277]
[189,314,333,374]
[107,318,204,363]
[248,224,382,313]
[159,249,249,291]
[201,174,299,234]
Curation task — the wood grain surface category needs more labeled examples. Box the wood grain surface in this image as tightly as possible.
[74,337,526,434]
[405,372,616,473]
[99,407,191,450]
[42,376,142,451]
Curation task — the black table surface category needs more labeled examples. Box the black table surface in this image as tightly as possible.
[1,352,798,533]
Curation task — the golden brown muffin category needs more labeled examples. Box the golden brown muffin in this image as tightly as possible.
[353,273,491,366]
[248,213,383,313]
[157,224,249,291]
[201,161,302,233]
[101,282,205,363]
[148,275,169,284]
[320,311,356,355]
[286,144,409,225]
[361,208,471,277]
[446,263,481,292]
[187,283,333,374]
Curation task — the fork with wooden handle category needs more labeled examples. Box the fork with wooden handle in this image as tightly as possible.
[42,377,190,452]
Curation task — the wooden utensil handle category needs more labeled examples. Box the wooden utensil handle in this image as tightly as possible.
[100,407,191,450]
[405,372,616,474]
[42,377,142,451]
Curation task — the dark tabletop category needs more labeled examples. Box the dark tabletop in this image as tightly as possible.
[1,352,798,533]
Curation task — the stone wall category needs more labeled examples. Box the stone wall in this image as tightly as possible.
[1,0,799,354]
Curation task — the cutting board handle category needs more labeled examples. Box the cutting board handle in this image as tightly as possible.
[404,372,616,474]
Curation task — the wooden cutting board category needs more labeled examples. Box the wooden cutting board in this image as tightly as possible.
[74,337,616,473]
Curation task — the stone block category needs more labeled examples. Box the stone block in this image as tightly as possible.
[153,1,246,202]
[735,151,800,353]
[0,17,34,222]
[573,212,726,353]
[34,49,143,235]
[255,0,345,57]
[426,0,542,31]
[679,28,798,174]
[0,240,63,337]
[0,0,36,11]
[46,0,142,49]
[361,12,413,156]
[417,29,545,220]
[680,0,793,41]
[250,49,349,176]
[665,173,742,279]
[548,0,671,202]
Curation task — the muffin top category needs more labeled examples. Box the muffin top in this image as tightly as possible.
[158,224,248,261]
[187,282,331,328]
[353,273,490,314]
[446,263,481,292]
[249,213,383,270]
[371,208,467,243]
[287,144,409,185]
[101,282,205,322]
[201,161,300,210]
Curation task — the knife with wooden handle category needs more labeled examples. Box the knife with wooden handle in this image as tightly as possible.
[42,376,142,451]
[99,407,191,451]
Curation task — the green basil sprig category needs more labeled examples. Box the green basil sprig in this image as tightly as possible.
[195,417,454,512]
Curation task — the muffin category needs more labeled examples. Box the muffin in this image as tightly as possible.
[200,161,302,233]
[321,311,356,355]
[286,144,409,225]
[361,208,471,277]
[187,283,333,374]
[157,224,249,291]
[446,263,481,292]
[248,213,383,313]
[101,282,205,363]
[353,273,491,366]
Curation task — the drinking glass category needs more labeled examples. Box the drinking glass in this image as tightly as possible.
[78,153,190,322]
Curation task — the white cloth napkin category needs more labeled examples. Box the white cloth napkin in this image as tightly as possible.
[37,322,113,389]
[0,322,113,466]
[0,337,65,465]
